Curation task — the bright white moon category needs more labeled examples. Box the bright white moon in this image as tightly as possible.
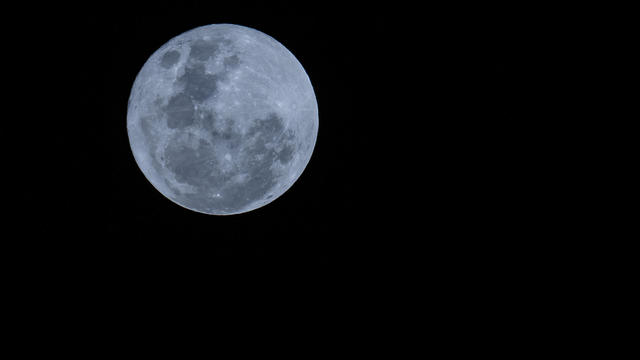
[127,24,318,215]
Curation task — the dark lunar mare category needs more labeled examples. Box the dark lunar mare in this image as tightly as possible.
[160,50,180,68]
[211,113,296,212]
[162,37,242,127]
[166,93,195,129]
[178,63,220,102]
[164,112,296,213]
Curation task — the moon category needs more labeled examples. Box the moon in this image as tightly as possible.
[127,24,318,215]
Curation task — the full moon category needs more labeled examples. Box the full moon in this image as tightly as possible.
[127,24,318,215]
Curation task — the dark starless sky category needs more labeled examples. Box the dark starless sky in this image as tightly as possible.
[29,2,521,269]
[10,4,589,330]
[33,3,391,264]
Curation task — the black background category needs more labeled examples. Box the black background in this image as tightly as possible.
[25,2,522,274]
[8,2,608,344]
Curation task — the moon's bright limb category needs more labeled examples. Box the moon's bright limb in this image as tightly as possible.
[127,24,318,215]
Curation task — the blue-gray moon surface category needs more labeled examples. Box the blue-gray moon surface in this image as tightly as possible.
[127,24,318,215]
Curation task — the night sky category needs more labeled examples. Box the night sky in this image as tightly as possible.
[27,2,522,273]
